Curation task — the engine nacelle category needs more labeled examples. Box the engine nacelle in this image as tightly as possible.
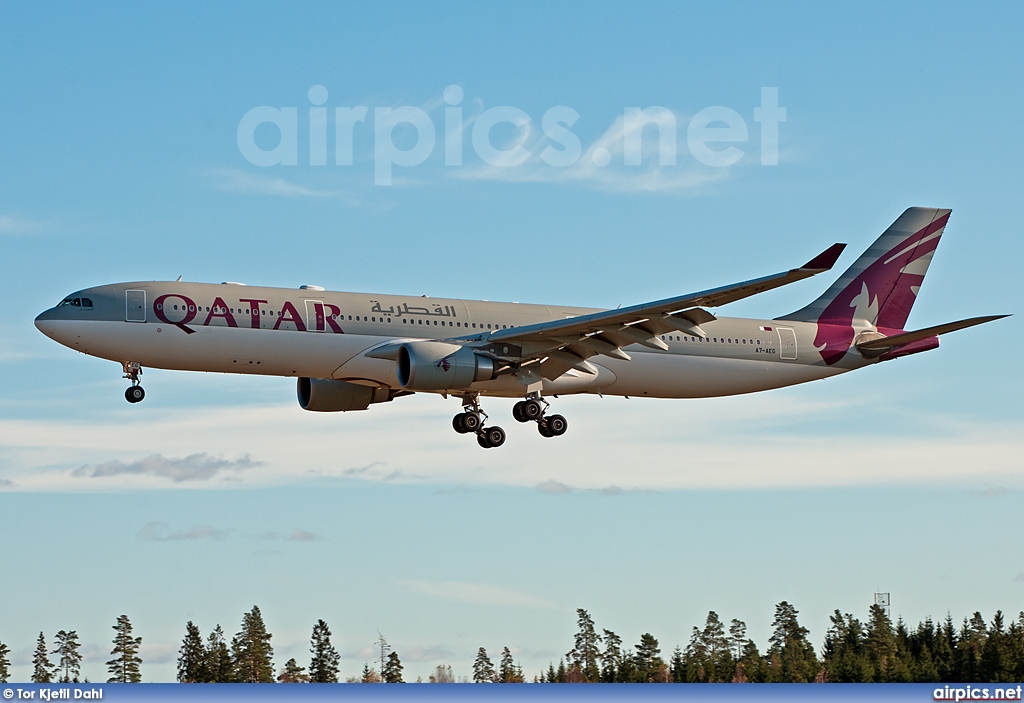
[297,377,392,412]
[396,341,495,391]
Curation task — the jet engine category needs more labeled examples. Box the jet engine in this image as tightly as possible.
[396,341,495,391]
[297,377,392,412]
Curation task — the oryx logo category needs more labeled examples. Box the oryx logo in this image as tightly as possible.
[436,353,455,372]
[812,211,947,365]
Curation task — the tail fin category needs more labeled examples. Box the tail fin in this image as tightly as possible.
[781,207,951,364]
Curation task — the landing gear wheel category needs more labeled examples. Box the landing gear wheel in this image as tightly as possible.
[453,413,469,434]
[125,386,145,404]
[483,426,506,448]
[537,420,554,438]
[522,399,543,421]
[477,433,492,449]
[546,414,568,436]
[462,412,482,432]
[512,401,529,423]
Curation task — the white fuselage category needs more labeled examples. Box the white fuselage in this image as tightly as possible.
[35,281,868,400]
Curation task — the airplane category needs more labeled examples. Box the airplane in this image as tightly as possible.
[35,207,1007,449]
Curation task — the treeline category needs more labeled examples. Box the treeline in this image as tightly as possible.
[176,606,413,683]
[543,604,1024,683]
[0,614,142,684]
[3,602,1024,683]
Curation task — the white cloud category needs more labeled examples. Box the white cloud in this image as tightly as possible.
[398,580,558,610]
[537,480,573,494]
[454,112,732,194]
[139,642,177,665]
[0,214,43,235]
[0,392,1021,493]
[138,522,227,541]
[210,167,349,200]
[288,528,316,541]
[73,453,259,482]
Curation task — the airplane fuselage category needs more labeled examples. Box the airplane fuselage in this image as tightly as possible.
[34,280,862,400]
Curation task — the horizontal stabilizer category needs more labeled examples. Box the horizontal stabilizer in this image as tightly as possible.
[856,315,1009,353]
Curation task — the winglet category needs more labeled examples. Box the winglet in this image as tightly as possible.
[801,243,847,271]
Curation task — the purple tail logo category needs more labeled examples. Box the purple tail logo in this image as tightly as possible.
[813,211,949,365]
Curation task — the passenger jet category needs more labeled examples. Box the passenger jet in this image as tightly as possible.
[35,207,1006,448]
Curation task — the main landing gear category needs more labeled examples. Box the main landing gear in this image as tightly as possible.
[452,395,506,449]
[122,361,145,404]
[512,395,568,438]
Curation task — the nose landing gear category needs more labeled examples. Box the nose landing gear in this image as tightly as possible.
[453,394,506,449]
[513,394,567,438]
[122,361,145,404]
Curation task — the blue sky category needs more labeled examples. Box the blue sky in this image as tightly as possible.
[1,1,1022,683]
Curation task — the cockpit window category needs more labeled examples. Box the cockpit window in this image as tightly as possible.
[56,297,93,308]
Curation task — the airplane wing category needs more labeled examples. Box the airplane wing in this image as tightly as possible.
[472,243,847,380]
[856,315,1009,356]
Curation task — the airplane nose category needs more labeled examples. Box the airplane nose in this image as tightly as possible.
[34,308,60,340]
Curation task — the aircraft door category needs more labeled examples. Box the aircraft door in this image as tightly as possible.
[778,327,797,360]
[126,290,146,322]
[304,300,326,332]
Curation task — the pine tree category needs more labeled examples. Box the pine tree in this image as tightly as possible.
[670,646,685,682]
[177,621,206,683]
[767,601,818,682]
[981,611,1016,682]
[106,615,142,683]
[684,625,708,682]
[308,619,340,683]
[498,647,524,682]
[230,606,274,683]
[428,664,455,683]
[53,630,82,683]
[0,640,9,683]
[382,651,403,683]
[205,625,233,682]
[32,632,54,683]
[634,633,667,682]
[822,610,870,682]
[374,632,390,676]
[701,611,732,682]
[599,629,623,682]
[729,618,756,682]
[360,664,381,683]
[277,658,309,683]
[738,637,766,682]
[472,647,495,683]
[865,603,908,681]
[567,608,600,682]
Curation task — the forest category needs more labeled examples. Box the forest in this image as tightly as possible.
[2,602,1023,683]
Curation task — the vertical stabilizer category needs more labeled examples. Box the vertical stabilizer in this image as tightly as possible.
[780,207,951,364]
